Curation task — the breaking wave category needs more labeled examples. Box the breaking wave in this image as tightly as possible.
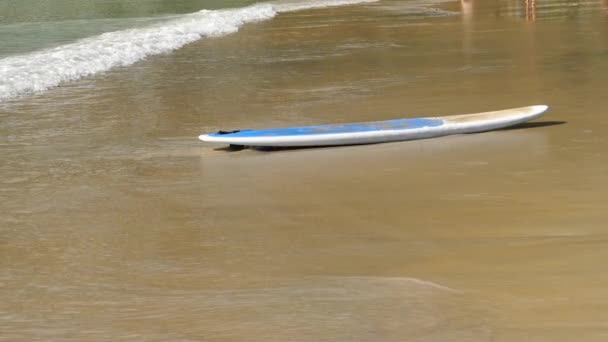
[0,0,377,102]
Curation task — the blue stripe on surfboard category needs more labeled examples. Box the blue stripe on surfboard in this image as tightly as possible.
[209,118,444,138]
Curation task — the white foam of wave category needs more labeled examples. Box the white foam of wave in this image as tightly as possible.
[0,0,377,102]
[273,0,377,12]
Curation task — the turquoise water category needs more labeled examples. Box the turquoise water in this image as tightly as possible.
[0,0,260,23]
[0,0,259,57]
[0,0,378,100]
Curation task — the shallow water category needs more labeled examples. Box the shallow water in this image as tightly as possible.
[2,0,608,340]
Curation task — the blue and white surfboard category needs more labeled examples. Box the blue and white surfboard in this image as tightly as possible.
[199,105,548,147]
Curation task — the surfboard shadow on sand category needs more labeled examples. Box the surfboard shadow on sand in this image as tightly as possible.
[211,120,566,153]
[498,120,565,131]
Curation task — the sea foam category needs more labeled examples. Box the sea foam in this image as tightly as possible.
[0,0,377,102]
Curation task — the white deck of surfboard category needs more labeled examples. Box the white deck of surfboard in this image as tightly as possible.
[199,105,548,147]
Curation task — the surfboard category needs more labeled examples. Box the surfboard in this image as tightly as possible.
[199,105,548,147]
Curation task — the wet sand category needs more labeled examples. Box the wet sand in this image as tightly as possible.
[2,0,608,340]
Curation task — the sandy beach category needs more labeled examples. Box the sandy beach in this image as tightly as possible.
[2,0,608,340]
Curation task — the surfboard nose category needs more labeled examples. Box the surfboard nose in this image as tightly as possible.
[527,105,549,119]
[531,105,549,114]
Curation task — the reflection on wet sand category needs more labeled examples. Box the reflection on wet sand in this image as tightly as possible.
[461,0,473,62]
[525,0,537,22]
[460,0,537,21]
[461,0,473,17]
